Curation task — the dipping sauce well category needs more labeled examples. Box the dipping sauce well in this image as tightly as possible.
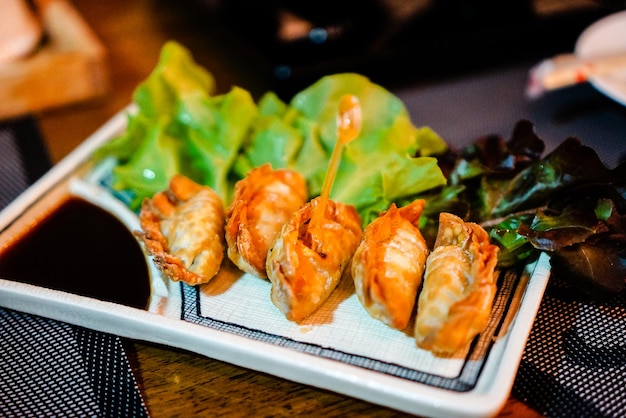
[0,197,150,309]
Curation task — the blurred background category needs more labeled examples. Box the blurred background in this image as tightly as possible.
[184,0,625,98]
[2,0,625,162]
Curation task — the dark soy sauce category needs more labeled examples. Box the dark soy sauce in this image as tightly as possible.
[0,197,150,309]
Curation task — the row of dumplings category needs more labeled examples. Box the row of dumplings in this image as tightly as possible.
[135,164,499,355]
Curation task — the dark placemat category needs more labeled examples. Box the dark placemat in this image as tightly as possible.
[0,117,50,208]
[513,275,626,417]
[0,117,149,418]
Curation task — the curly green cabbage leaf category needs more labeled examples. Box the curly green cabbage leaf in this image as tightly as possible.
[94,40,257,206]
[93,41,448,224]
[236,73,448,225]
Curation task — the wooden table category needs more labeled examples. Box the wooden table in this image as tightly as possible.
[34,1,542,416]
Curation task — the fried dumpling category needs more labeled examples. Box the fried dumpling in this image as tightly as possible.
[266,196,362,322]
[351,200,429,330]
[225,164,307,278]
[135,174,225,286]
[414,212,499,354]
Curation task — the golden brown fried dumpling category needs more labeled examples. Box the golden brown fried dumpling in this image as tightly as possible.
[351,200,429,330]
[135,174,225,286]
[225,164,307,278]
[266,196,362,322]
[414,212,499,354]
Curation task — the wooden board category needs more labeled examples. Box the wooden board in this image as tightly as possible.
[0,0,108,120]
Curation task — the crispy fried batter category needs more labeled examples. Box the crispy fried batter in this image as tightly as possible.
[135,174,225,286]
[266,197,362,322]
[414,212,499,355]
[225,164,307,278]
[351,200,429,330]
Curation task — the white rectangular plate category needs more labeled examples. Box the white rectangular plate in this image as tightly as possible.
[0,109,551,418]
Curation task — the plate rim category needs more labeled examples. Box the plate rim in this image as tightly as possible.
[575,10,626,106]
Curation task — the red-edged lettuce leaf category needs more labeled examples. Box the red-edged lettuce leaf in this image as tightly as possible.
[490,137,613,217]
[442,119,626,296]
[551,233,626,298]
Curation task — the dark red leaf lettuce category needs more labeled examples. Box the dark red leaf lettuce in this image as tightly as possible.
[438,119,626,298]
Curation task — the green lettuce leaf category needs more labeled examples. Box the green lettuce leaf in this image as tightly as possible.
[184,87,258,200]
[235,73,448,224]
[93,42,448,224]
[93,41,257,207]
